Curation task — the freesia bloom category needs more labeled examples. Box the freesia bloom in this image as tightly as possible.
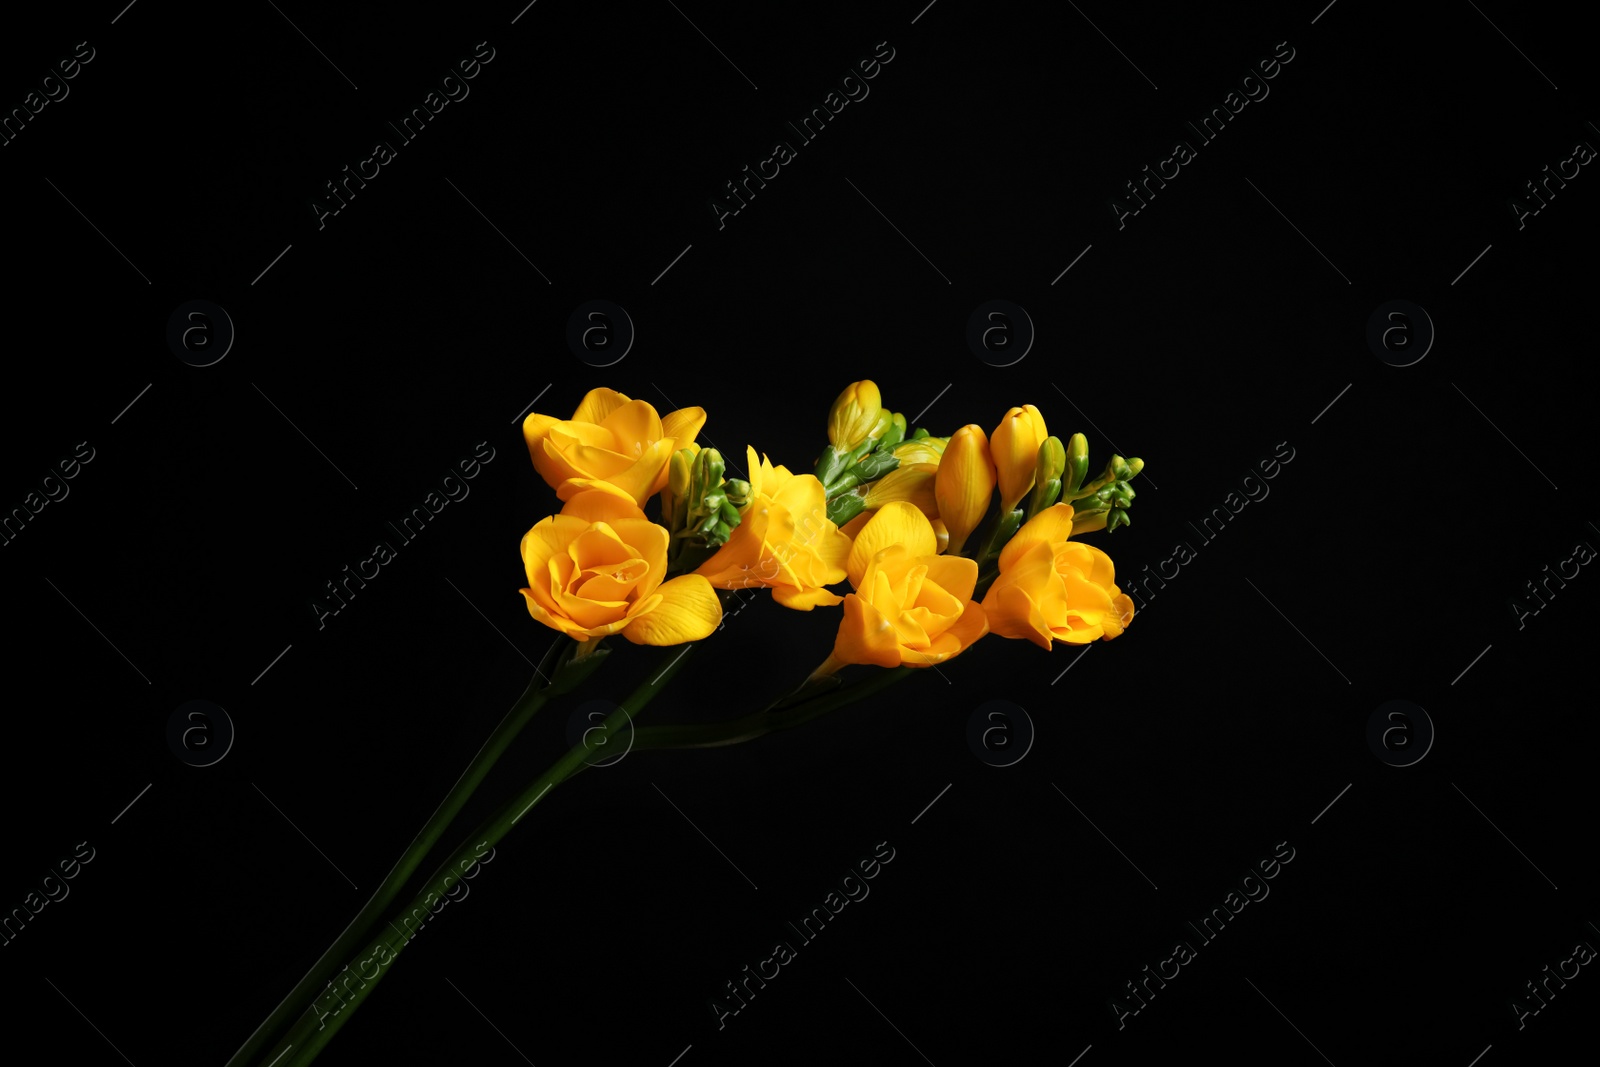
[825,502,987,668]
[520,491,721,644]
[523,388,706,506]
[991,404,1048,511]
[980,503,1133,647]
[695,447,852,609]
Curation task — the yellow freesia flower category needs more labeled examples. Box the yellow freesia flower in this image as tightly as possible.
[520,491,721,644]
[523,387,706,506]
[694,446,852,609]
[980,503,1133,647]
[935,424,995,554]
[991,404,1048,511]
[824,502,987,669]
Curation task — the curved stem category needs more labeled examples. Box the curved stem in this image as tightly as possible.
[264,644,697,1067]
[225,637,574,1067]
[630,665,915,751]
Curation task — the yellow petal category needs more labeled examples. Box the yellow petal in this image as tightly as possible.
[744,445,764,501]
[661,406,707,447]
[772,585,845,610]
[831,593,905,667]
[839,510,874,541]
[622,574,722,645]
[1056,540,1115,588]
[572,387,632,425]
[520,516,584,585]
[600,398,665,450]
[521,588,588,639]
[523,411,561,450]
[565,438,678,505]
[980,542,1060,648]
[558,476,647,505]
[1000,502,1076,573]
[560,490,646,524]
[916,553,979,603]
[534,438,583,494]
[920,598,989,662]
[608,519,670,597]
[694,505,771,587]
[846,501,937,589]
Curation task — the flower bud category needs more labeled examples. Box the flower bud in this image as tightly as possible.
[935,424,996,555]
[991,404,1048,511]
[668,449,694,499]
[1025,436,1066,520]
[878,412,908,453]
[1064,433,1090,494]
[1070,508,1107,535]
[827,381,884,449]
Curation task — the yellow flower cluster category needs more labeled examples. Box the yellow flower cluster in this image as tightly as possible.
[516,383,1138,666]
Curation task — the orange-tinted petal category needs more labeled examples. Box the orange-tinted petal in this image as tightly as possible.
[831,593,904,668]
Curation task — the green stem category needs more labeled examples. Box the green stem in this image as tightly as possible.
[223,637,576,1067]
[630,665,915,751]
[264,644,697,1067]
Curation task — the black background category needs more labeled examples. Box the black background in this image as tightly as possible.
[1,2,1595,1065]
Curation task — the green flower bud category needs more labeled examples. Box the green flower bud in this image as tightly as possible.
[1064,433,1090,494]
[878,412,908,452]
[1025,437,1067,520]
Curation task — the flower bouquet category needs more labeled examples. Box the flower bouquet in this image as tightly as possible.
[226,380,1146,1067]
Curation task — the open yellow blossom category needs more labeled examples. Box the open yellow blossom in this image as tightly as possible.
[520,491,721,644]
[991,404,1048,511]
[980,503,1133,647]
[694,446,852,609]
[823,502,987,669]
[523,387,706,506]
